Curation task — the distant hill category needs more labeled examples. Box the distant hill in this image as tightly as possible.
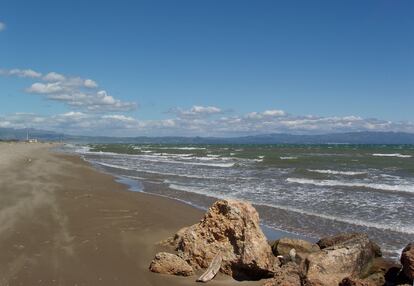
[0,128,63,141]
[1,128,414,144]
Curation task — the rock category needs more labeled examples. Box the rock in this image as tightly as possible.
[304,234,378,286]
[317,233,362,249]
[149,252,194,276]
[364,273,385,286]
[303,278,325,286]
[262,263,302,286]
[272,238,320,265]
[339,277,376,286]
[317,233,381,257]
[363,257,400,285]
[272,238,320,257]
[401,243,414,281]
[170,200,278,280]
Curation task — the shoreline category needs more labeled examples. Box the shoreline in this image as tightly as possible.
[76,149,317,243]
[111,171,316,243]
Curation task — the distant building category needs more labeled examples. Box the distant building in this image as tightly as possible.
[25,129,38,143]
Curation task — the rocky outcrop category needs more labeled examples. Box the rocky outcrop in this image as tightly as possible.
[149,252,194,276]
[149,200,413,285]
[304,234,379,286]
[263,263,303,286]
[401,243,414,281]
[169,199,278,280]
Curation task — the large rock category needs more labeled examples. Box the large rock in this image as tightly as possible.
[262,263,302,286]
[170,200,278,280]
[304,234,378,286]
[149,252,194,276]
[401,243,414,280]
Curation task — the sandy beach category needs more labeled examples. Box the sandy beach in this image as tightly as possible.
[0,143,261,286]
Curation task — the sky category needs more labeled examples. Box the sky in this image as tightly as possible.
[0,0,413,136]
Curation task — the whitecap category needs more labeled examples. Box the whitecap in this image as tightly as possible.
[286,178,414,194]
[308,169,366,176]
[166,181,414,235]
[372,153,412,158]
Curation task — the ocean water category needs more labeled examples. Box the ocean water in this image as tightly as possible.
[66,143,414,259]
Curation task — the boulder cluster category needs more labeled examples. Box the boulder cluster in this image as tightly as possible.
[149,199,414,286]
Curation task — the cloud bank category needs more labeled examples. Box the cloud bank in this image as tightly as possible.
[0,22,5,32]
[1,69,136,112]
[1,67,413,137]
[1,107,413,137]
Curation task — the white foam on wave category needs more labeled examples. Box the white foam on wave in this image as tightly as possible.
[308,169,366,176]
[280,156,298,160]
[74,146,91,154]
[166,181,414,235]
[84,149,239,167]
[206,154,221,158]
[372,153,412,158]
[287,178,414,194]
[157,146,206,150]
[262,202,414,235]
[93,161,133,171]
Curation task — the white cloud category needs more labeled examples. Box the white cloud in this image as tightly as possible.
[246,109,286,119]
[191,105,221,114]
[0,68,42,78]
[1,109,414,137]
[171,105,223,118]
[43,72,65,82]
[0,22,5,32]
[102,114,136,122]
[263,109,286,117]
[84,79,98,88]
[1,68,136,112]
[27,82,65,94]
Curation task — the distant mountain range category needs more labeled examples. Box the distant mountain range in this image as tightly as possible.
[1,127,414,144]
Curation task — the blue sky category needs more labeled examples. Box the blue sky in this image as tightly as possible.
[0,0,413,136]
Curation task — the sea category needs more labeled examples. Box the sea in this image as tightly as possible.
[63,143,414,259]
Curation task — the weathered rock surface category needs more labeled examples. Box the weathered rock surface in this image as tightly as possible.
[339,277,376,286]
[272,238,320,265]
[317,233,382,257]
[317,233,362,249]
[401,243,414,281]
[304,234,378,286]
[272,238,320,256]
[362,257,400,285]
[149,252,194,276]
[169,199,278,280]
[262,263,302,286]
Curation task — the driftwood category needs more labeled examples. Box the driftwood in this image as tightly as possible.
[196,253,222,282]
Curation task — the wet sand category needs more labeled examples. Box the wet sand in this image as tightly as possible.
[0,143,260,286]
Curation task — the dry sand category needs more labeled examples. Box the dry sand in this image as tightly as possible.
[0,143,260,286]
